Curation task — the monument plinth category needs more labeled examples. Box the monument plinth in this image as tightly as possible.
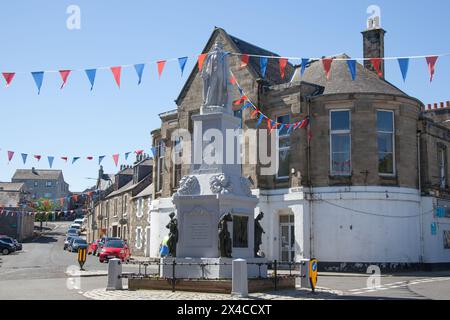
[160,41,267,279]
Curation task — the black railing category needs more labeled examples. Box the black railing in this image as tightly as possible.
[119,259,304,292]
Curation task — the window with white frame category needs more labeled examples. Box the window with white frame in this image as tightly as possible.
[277,115,290,179]
[123,195,128,216]
[438,144,447,189]
[136,198,144,218]
[135,227,142,249]
[114,198,118,217]
[330,110,351,176]
[377,110,395,175]
[173,136,182,189]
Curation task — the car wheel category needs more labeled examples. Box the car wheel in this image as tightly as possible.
[2,248,10,255]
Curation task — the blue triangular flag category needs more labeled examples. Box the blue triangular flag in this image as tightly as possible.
[150,147,156,157]
[346,60,356,81]
[85,69,97,90]
[242,102,252,110]
[98,155,105,165]
[134,64,145,85]
[278,124,285,135]
[287,124,295,134]
[294,121,303,129]
[256,114,264,127]
[178,57,188,77]
[301,58,309,76]
[125,152,131,160]
[31,71,44,94]
[47,156,54,168]
[21,153,28,165]
[72,157,80,164]
[260,57,268,78]
[398,58,409,82]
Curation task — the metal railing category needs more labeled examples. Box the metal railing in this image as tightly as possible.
[119,259,303,292]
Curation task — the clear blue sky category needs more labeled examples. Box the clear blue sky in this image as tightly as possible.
[0,0,449,191]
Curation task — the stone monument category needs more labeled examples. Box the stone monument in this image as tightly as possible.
[160,41,267,279]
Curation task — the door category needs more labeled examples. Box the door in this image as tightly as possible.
[279,215,295,262]
[145,227,151,257]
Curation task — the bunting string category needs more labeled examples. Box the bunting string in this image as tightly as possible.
[1,51,449,93]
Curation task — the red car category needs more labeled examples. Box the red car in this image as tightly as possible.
[98,239,131,263]
[88,239,100,256]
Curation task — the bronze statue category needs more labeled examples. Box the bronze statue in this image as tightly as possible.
[218,213,233,258]
[254,212,265,257]
[166,212,178,257]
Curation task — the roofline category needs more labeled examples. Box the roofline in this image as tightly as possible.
[311,92,424,108]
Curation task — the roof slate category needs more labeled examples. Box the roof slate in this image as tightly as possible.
[12,169,63,181]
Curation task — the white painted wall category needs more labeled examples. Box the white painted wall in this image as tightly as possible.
[149,197,175,258]
[421,197,450,263]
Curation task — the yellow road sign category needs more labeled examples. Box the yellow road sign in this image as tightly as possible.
[77,248,87,270]
[309,258,318,291]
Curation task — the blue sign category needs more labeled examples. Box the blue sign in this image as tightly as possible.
[431,222,437,235]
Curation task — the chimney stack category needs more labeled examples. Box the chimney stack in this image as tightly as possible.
[362,6,386,78]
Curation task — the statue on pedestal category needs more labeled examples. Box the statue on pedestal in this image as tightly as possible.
[254,212,265,257]
[200,41,229,110]
[218,213,233,258]
[166,212,178,257]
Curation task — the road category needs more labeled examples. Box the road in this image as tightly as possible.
[0,221,138,299]
[0,221,449,300]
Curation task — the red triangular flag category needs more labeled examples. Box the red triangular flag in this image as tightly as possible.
[34,155,41,161]
[370,58,383,78]
[86,156,93,160]
[426,56,439,82]
[279,58,288,79]
[2,73,15,87]
[322,58,333,80]
[157,60,166,79]
[7,151,14,162]
[230,75,236,85]
[59,70,71,89]
[61,156,68,162]
[251,109,259,119]
[135,150,144,155]
[112,154,120,166]
[110,66,121,88]
[240,54,249,69]
[198,53,207,72]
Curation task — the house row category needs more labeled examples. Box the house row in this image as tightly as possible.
[86,24,450,270]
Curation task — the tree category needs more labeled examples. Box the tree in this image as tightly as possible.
[34,198,59,231]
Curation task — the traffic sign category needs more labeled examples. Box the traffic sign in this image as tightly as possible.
[77,247,87,270]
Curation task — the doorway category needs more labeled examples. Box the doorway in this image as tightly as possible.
[279,214,295,262]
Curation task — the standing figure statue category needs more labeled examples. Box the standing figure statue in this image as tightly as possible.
[218,213,233,258]
[254,212,265,257]
[200,41,230,110]
[166,212,178,257]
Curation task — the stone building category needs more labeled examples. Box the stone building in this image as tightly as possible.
[86,155,153,251]
[0,182,34,240]
[146,24,450,270]
[11,168,70,205]
[129,184,152,257]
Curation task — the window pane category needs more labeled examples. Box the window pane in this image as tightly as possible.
[332,152,351,174]
[278,149,290,177]
[332,134,350,153]
[277,115,290,136]
[379,153,394,174]
[377,133,393,153]
[377,111,393,132]
[331,111,350,131]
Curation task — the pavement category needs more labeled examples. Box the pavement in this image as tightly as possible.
[1,221,450,300]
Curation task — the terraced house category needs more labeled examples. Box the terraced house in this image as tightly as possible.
[146,24,450,271]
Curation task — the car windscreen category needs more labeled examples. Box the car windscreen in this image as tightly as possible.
[74,239,87,244]
[0,238,12,243]
[67,229,78,233]
[105,240,124,248]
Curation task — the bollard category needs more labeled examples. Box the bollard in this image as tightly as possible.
[106,258,123,290]
[231,259,248,298]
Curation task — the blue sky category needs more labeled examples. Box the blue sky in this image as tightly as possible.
[0,0,449,191]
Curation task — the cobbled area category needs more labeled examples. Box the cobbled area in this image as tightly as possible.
[82,287,342,300]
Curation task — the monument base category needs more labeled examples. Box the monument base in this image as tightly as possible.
[160,257,268,279]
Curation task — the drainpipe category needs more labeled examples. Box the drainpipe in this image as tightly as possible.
[306,96,314,259]
[417,127,424,264]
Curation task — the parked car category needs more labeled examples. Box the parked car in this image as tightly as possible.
[67,228,80,236]
[68,238,88,252]
[0,239,16,255]
[98,239,130,263]
[0,236,22,251]
[97,237,121,252]
[64,235,79,250]
[88,239,100,256]
[70,224,81,230]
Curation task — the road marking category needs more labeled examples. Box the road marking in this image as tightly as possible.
[348,277,450,295]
